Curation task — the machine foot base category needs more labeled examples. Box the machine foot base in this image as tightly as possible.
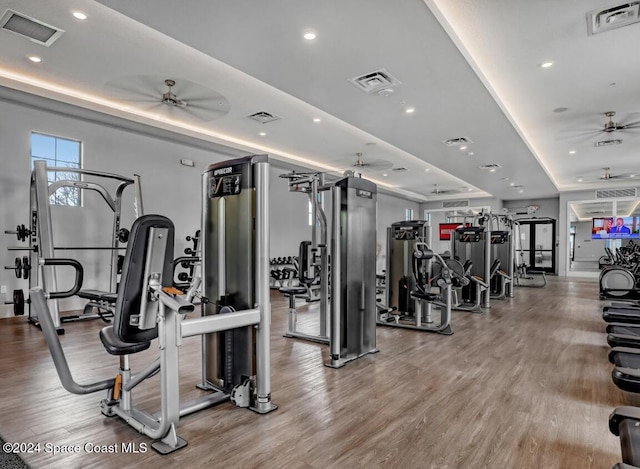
[250,402,278,414]
[438,325,454,335]
[152,436,187,455]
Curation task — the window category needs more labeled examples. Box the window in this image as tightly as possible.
[308,200,313,226]
[423,210,430,223]
[405,208,414,221]
[31,132,82,206]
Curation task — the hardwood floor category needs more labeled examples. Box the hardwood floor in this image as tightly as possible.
[0,277,637,468]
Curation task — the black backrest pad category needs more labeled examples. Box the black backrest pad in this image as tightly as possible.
[113,214,175,344]
[490,258,501,277]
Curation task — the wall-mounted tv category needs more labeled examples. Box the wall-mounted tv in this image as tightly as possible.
[592,216,640,239]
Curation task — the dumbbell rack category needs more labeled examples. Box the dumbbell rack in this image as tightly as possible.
[270,257,299,289]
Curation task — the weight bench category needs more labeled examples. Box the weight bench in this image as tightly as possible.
[33,214,275,454]
[77,289,118,322]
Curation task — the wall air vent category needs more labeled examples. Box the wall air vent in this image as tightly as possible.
[0,10,64,46]
[443,200,469,208]
[349,69,402,94]
[442,137,473,146]
[595,188,637,199]
[247,111,280,124]
[587,2,640,35]
[595,139,622,147]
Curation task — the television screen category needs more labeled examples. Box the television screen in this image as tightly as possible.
[592,216,640,239]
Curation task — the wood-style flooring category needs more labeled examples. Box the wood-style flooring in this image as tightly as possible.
[0,277,637,468]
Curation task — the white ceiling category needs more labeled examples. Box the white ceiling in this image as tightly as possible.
[0,0,639,203]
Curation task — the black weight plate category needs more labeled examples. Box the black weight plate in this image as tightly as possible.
[13,289,24,315]
[14,258,22,279]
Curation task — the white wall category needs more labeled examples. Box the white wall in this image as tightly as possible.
[0,97,420,316]
[572,221,604,261]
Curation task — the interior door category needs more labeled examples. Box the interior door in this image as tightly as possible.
[519,219,556,273]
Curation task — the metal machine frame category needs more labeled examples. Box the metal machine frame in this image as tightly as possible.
[25,160,143,332]
[34,155,276,454]
[278,171,330,344]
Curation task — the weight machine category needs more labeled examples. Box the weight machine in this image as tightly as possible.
[381,220,454,334]
[278,171,379,368]
[34,155,276,454]
[4,160,143,333]
[451,211,514,309]
[278,171,330,344]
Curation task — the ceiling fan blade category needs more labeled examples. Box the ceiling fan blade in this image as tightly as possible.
[621,120,640,129]
[177,104,229,122]
[555,129,605,142]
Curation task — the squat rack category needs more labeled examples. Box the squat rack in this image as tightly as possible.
[24,160,143,332]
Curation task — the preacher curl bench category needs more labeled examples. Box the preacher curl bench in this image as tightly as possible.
[33,214,276,454]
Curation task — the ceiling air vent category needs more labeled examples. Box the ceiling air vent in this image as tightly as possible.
[0,10,64,46]
[595,188,637,199]
[247,111,280,124]
[443,200,469,208]
[349,69,401,94]
[479,163,501,170]
[587,2,640,35]
[392,167,407,172]
[442,137,473,147]
[595,139,622,147]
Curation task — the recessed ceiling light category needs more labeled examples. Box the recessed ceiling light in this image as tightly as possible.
[303,31,317,40]
[569,150,576,154]
[405,107,415,114]
[28,56,42,63]
[382,173,388,177]
[577,178,583,182]
[313,118,321,123]
[468,152,474,156]
[540,61,554,68]
[259,132,267,136]
[459,145,468,150]
[510,182,515,186]
[72,11,87,20]
[519,189,524,193]
[424,168,430,172]
[631,174,636,178]
[467,188,473,192]
[489,168,496,173]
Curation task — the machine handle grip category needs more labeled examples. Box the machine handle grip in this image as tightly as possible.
[41,258,84,299]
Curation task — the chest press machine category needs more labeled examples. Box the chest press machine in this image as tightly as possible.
[33,155,276,454]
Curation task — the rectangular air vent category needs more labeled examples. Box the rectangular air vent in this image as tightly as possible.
[595,139,623,147]
[479,163,501,170]
[0,10,64,46]
[595,188,637,199]
[442,137,473,146]
[587,2,640,35]
[247,111,280,124]
[349,69,401,94]
[443,200,469,208]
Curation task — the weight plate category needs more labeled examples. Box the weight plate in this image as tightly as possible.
[14,257,22,279]
[22,256,30,280]
[13,289,24,316]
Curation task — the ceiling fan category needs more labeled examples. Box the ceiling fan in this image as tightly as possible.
[431,183,461,195]
[561,111,640,143]
[599,167,637,180]
[104,75,230,122]
[331,153,393,175]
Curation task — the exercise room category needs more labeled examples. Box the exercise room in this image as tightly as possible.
[1,1,639,468]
